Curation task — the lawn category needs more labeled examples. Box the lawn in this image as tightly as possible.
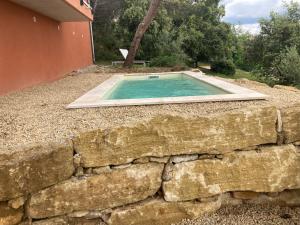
[199,66,259,81]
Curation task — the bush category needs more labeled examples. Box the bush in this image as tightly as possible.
[273,46,300,85]
[149,55,185,67]
[211,60,236,75]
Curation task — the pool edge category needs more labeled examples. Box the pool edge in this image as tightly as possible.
[66,71,269,109]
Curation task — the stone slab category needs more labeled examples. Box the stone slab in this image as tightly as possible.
[0,202,23,225]
[163,145,300,201]
[29,163,164,219]
[0,142,74,201]
[105,198,221,225]
[74,106,277,167]
[281,104,300,143]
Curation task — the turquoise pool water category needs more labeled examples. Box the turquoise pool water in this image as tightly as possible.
[103,73,229,100]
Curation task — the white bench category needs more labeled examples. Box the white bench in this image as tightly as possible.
[112,60,148,67]
[112,49,149,67]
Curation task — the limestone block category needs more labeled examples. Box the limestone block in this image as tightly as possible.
[74,106,277,167]
[29,163,164,219]
[105,198,221,225]
[31,217,104,225]
[170,154,198,163]
[163,145,300,201]
[281,104,300,143]
[0,202,23,225]
[0,142,74,201]
[247,189,300,206]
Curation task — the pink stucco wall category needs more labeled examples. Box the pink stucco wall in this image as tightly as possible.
[0,1,93,95]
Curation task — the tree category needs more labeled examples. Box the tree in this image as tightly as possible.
[123,0,162,67]
[180,0,233,67]
[272,46,300,85]
[243,1,300,85]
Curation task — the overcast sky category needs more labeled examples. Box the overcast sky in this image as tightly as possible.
[221,0,300,34]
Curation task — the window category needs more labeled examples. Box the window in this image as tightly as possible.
[80,0,91,9]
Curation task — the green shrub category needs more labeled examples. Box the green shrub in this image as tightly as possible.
[211,60,236,75]
[149,55,185,67]
[273,46,300,85]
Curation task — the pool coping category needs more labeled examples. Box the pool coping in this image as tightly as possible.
[66,71,268,108]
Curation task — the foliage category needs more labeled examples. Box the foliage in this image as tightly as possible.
[231,28,263,71]
[180,0,234,66]
[92,0,235,68]
[211,59,236,75]
[272,46,300,85]
[237,1,300,85]
[149,55,185,67]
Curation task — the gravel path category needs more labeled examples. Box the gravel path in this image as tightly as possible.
[176,204,300,225]
[1,69,300,152]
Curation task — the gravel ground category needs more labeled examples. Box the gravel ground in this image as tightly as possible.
[176,204,300,225]
[1,69,300,152]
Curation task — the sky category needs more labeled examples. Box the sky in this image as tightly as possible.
[221,0,300,34]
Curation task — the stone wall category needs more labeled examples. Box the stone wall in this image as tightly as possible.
[0,105,299,225]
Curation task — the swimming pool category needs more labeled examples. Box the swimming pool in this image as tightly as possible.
[103,74,229,100]
[67,71,267,108]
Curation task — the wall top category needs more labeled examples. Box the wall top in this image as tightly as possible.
[10,0,93,22]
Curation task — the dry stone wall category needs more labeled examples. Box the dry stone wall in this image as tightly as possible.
[0,105,300,225]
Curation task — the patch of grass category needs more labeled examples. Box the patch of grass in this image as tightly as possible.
[200,67,259,81]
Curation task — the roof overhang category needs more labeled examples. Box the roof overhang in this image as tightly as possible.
[10,0,93,22]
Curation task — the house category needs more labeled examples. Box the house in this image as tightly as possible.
[0,0,94,95]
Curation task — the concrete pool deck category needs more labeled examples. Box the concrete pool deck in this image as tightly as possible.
[67,71,268,108]
[0,68,300,151]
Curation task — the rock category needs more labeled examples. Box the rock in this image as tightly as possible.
[68,210,104,219]
[0,142,74,201]
[67,211,89,218]
[247,189,300,206]
[75,167,84,177]
[0,202,23,225]
[163,145,300,201]
[150,156,170,163]
[32,217,104,225]
[198,154,216,160]
[170,154,198,163]
[8,196,26,209]
[215,154,223,159]
[275,189,300,206]
[162,163,174,181]
[104,198,221,225]
[198,195,220,203]
[133,157,150,164]
[277,132,284,145]
[92,166,111,174]
[73,154,81,168]
[73,106,277,167]
[111,164,132,170]
[220,193,243,206]
[84,168,93,174]
[29,163,164,219]
[277,110,283,133]
[267,192,279,197]
[232,191,261,200]
[281,104,300,143]
[83,211,104,219]
[294,141,300,146]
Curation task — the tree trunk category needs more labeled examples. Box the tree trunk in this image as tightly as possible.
[92,0,98,14]
[123,0,162,68]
